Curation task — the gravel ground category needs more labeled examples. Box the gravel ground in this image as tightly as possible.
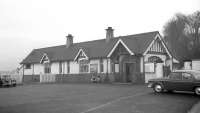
[0,83,199,113]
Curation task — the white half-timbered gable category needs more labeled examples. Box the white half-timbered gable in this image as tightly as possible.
[74,49,89,61]
[147,38,166,54]
[40,53,50,64]
[143,34,172,58]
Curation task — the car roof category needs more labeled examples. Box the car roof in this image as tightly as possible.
[174,70,200,73]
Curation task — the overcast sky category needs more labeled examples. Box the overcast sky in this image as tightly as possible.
[0,0,199,71]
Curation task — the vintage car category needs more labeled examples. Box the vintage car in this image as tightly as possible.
[0,75,17,87]
[148,70,200,95]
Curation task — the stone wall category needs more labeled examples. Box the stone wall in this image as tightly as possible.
[23,75,40,83]
[55,73,115,83]
[22,73,144,84]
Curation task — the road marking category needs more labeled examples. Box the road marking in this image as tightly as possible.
[79,92,146,113]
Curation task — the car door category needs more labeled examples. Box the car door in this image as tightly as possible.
[164,72,183,91]
[179,72,194,91]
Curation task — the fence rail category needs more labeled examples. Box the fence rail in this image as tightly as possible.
[40,74,56,83]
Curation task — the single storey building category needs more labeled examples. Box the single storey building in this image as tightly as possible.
[20,27,178,83]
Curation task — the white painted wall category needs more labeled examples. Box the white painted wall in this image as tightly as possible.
[90,59,100,73]
[144,54,167,83]
[34,63,43,74]
[103,59,108,73]
[24,64,33,75]
[62,62,67,74]
[23,58,112,75]
[184,61,192,70]
[140,57,144,73]
[70,61,79,74]
[192,60,200,71]
[145,73,157,83]
[107,59,111,73]
[51,62,59,74]
[156,63,164,78]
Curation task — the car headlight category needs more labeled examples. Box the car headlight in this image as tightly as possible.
[147,82,153,88]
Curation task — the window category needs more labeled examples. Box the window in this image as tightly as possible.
[67,62,70,74]
[115,63,119,73]
[100,59,104,73]
[25,64,31,69]
[111,62,114,73]
[79,60,89,73]
[90,64,98,73]
[182,73,193,80]
[145,63,155,72]
[59,62,62,74]
[44,63,51,74]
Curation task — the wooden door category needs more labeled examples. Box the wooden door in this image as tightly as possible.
[125,63,135,83]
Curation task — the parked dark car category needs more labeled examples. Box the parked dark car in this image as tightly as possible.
[148,70,200,95]
[0,75,17,87]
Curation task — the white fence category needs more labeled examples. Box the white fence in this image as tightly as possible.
[40,74,56,83]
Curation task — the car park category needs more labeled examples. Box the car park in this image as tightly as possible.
[0,75,17,87]
[148,70,200,95]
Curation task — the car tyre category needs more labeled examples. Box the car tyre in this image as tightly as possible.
[195,87,200,95]
[153,84,163,93]
[13,84,16,87]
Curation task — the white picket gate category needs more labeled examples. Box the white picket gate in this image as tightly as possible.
[40,74,56,83]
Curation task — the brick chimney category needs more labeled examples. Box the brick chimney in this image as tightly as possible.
[106,27,114,43]
[66,34,73,48]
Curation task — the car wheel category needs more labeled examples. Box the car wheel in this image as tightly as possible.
[195,87,200,95]
[153,84,163,93]
[13,84,16,87]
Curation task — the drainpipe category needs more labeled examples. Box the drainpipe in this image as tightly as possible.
[107,59,108,74]
[22,64,24,83]
[32,64,34,75]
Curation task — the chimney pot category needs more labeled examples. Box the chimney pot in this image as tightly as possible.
[66,34,73,48]
[106,27,114,43]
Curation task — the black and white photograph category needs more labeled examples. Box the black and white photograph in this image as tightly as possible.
[0,0,200,113]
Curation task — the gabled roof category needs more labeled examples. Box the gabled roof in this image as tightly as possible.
[107,39,134,57]
[21,31,159,64]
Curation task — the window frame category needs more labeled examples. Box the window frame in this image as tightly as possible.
[100,59,104,73]
[44,63,51,74]
[59,62,62,74]
[79,59,89,73]
[90,63,98,73]
[67,61,70,74]
[114,63,119,73]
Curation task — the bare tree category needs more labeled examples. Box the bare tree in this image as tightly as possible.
[185,11,200,48]
[163,11,200,59]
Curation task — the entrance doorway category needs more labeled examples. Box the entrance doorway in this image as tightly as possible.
[125,63,135,82]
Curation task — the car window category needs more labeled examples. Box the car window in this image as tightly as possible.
[169,72,182,80]
[189,72,200,80]
[182,73,193,80]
